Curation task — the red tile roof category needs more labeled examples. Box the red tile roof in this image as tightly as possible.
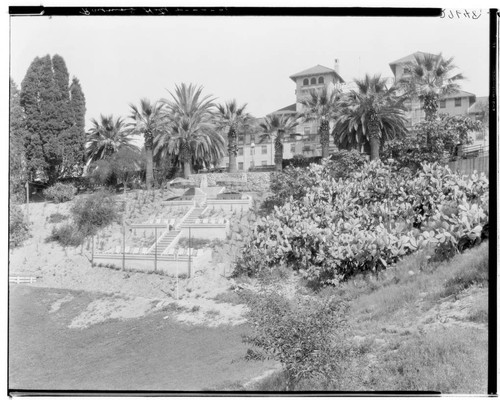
[272,103,297,114]
[444,89,476,99]
[388,51,438,75]
[290,64,344,83]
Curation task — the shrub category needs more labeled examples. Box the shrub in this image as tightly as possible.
[47,223,85,247]
[71,190,120,237]
[381,115,481,171]
[177,237,212,249]
[47,212,68,224]
[237,160,489,288]
[58,176,92,193]
[9,205,30,248]
[242,291,351,391]
[89,149,144,191]
[260,151,367,215]
[43,182,77,203]
[282,154,322,169]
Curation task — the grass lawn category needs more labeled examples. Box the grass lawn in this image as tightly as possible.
[9,286,273,391]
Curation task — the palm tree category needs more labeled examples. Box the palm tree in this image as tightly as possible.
[259,114,298,171]
[86,114,138,163]
[128,98,166,190]
[298,86,342,159]
[156,83,225,178]
[333,74,408,161]
[398,52,464,121]
[216,100,253,173]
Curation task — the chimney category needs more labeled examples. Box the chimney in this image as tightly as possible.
[334,58,340,74]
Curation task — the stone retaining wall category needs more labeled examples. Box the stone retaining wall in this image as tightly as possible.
[187,172,271,192]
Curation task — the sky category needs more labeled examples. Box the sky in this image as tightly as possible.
[9,11,490,132]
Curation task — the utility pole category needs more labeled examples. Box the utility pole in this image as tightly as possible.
[188,227,191,278]
[154,226,158,272]
[122,221,126,271]
[176,253,179,300]
[91,235,94,267]
[25,181,30,224]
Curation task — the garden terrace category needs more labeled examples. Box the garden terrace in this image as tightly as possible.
[93,193,252,276]
[93,247,212,276]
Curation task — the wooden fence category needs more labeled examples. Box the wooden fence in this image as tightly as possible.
[447,155,490,177]
[9,276,37,284]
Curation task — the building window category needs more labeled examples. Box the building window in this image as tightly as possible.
[291,143,296,153]
[261,145,267,155]
[318,76,324,84]
[310,77,317,85]
[238,136,244,144]
[238,162,244,170]
[403,67,411,74]
[455,98,462,107]
[303,78,309,86]
[238,147,243,156]
[440,100,446,108]
[262,161,267,166]
[250,147,255,156]
[304,126,311,135]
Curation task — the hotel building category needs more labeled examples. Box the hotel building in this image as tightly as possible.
[219,52,480,171]
[220,60,346,171]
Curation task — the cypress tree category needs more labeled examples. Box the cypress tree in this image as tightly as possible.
[20,54,86,183]
[9,78,28,202]
[63,77,87,176]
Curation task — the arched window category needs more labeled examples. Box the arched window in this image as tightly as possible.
[311,77,317,85]
[318,76,324,84]
[303,78,309,86]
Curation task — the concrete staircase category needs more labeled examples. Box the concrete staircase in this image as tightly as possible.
[149,229,181,255]
[181,207,205,225]
[148,206,206,255]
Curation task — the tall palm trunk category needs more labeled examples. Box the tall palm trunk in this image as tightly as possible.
[423,94,438,146]
[183,160,192,179]
[369,134,380,161]
[227,127,238,173]
[145,146,154,190]
[423,94,438,121]
[368,113,381,161]
[144,133,154,190]
[319,119,330,159]
[274,131,284,171]
[180,142,192,178]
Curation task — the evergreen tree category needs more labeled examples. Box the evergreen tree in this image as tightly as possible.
[9,78,28,202]
[20,54,86,183]
[70,77,86,131]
